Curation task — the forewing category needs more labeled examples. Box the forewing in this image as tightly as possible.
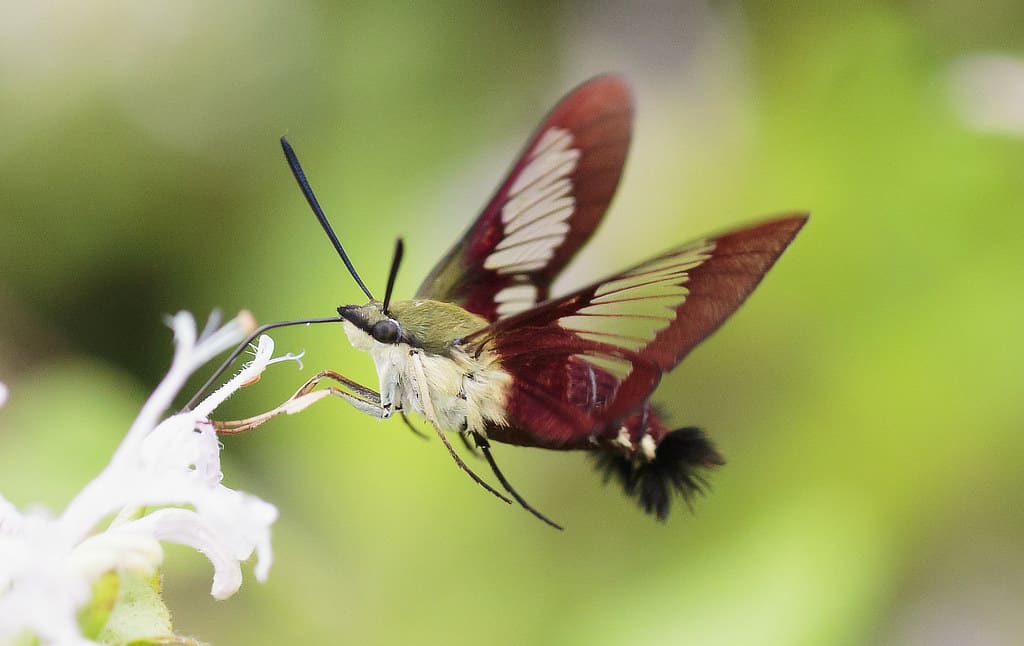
[416,75,633,321]
[475,215,808,447]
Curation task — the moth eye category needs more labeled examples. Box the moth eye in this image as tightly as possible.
[371,319,401,344]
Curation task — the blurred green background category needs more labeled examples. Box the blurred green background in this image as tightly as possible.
[2,1,1022,644]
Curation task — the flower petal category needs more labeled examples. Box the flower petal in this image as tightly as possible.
[68,530,163,581]
[192,334,276,419]
[121,508,242,600]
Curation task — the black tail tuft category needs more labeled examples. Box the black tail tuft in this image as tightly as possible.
[593,427,725,520]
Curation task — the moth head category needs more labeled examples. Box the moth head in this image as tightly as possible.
[338,302,404,351]
[338,300,487,354]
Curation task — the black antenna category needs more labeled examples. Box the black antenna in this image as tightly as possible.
[280,136,374,301]
[382,238,404,316]
[184,315,342,411]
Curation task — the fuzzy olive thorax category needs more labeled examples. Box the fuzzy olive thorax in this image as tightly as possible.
[337,299,488,354]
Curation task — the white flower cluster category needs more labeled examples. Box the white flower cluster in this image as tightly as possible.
[0,311,296,645]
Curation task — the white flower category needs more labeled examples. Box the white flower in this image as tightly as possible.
[0,311,296,645]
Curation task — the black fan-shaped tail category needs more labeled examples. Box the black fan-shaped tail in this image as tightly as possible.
[594,427,725,520]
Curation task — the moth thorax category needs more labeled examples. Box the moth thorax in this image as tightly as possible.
[404,345,511,434]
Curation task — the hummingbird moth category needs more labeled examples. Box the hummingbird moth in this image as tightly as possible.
[211,75,806,529]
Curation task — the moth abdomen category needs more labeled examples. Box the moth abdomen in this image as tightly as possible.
[593,412,724,520]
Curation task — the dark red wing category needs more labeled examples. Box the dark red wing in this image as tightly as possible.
[473,215,808,449]
[416,75,633,322]
[483,326,662,449]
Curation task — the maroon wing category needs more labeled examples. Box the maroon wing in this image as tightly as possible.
[469,215,808,450]
[416,75,633,322]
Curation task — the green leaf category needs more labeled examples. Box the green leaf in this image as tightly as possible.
[96,571,207,646]
[78,571,120,639]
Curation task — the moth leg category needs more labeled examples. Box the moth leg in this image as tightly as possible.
[458,431,483,459]
[407,351,512,506]
[213,369,384,435]
[454,373,483,458]
[400,411,431,440]
[213,389,333,435]
[401,410,482,455]
[301,370,382,408]
[470,431,564,531]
